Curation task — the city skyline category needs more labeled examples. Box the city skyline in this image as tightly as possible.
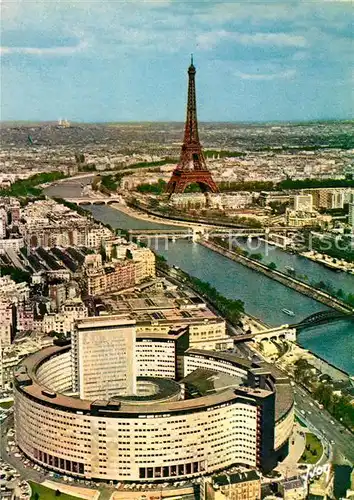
[1,0,353,123]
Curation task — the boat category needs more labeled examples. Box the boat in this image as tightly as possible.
[285,266,295,272]
[282,308,295,316]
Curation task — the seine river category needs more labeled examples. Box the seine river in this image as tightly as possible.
[44,181,354,374]
[78,204,354,375]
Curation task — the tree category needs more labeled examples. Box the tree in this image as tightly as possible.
[55,489,61,497]
[314,383,333,408]
[148,198,160,209]
[0,266,31,284]
[100,243,107,263]
[268,262,277,270]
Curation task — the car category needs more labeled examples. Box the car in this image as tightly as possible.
[330,439,335,444]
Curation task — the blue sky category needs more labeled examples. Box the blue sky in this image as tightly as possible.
[1,0,353,122]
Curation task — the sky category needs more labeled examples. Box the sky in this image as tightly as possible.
[1,0,353,123]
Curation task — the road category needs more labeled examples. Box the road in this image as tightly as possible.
[1,413,48,483]
[293,385,354,465]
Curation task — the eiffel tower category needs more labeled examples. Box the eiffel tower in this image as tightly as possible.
[166,57,219,195]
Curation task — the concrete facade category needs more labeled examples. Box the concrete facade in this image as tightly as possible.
[71,316,137,399]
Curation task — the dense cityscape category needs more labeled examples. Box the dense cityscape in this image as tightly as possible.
[1,1,354,499]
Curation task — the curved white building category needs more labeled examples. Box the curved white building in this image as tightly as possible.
[14,340,294,482]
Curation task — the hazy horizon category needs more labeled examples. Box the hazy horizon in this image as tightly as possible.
[1,118,353,126]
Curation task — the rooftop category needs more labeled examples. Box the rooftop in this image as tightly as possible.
[14,344,293,420]
[213,469,260,486]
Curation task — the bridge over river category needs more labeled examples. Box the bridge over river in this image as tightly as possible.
[232,311,354,343]
[128,227,266,241]
[291,310,354,330]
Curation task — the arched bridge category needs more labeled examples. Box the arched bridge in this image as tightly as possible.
[64,196,123,206]
[292,310,354,330]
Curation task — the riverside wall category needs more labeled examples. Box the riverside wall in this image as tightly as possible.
[200,240,354,315]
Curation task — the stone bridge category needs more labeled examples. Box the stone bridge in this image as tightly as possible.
[233,325,297,343]
[129,227,266,242]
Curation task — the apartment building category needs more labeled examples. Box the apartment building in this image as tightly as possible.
[0,301,14,347]
[83,254,136,296]
[286,209,331,229]
[16,301,34,333]
[292,194,313,212]
[42,298,88,335]
[349,194,354,231]
[205,470,261,500]
[0,275,30,304]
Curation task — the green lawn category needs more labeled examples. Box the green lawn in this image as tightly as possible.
[0,400,13,409]
[299,432,323,465]
[29,481,80,500]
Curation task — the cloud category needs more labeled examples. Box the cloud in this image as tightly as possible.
[236,33,308,47]
[236,69,297,80]
[0,40,88,56]
[197,30,308,50]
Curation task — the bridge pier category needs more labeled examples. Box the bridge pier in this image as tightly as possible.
[253,325,297,343]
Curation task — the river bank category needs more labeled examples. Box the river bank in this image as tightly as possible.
[110,202,191,228]
[200,239,354,315]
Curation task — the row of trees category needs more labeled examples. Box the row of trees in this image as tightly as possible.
[53,197,90,217]
[0,171,66,197]
[100,174,118,191]
[309,235,354,263]
[217,177,354,193]
[187,275,245,324]
[204,149,247,158]
[137,179,166,194]
[294,359,354,430]
[313,383,354,429]
[155,254,244,324]
[213,237,264,262]
[282,265,354,307]
[213,236,354,306]
[311,279,354,307]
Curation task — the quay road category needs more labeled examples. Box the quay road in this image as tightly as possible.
[292,385,354,465]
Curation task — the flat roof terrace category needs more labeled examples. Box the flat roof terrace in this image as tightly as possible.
[14,345,288,418]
